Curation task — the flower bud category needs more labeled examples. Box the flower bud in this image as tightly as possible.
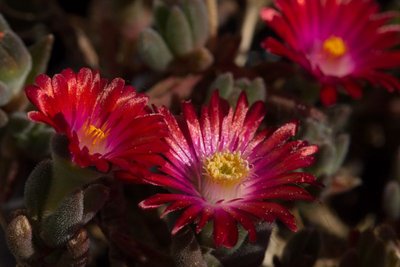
[6,214,35,261]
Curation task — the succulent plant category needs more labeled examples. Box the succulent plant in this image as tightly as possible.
[208,72,267,106]
[138,0,213,72]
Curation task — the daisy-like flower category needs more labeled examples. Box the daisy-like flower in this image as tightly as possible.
[139,92,318,247]
[25,68,167,174]
[261,0,400,106]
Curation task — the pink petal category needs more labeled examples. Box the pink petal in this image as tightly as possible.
[172,205,203,235]
[213,209,238,248]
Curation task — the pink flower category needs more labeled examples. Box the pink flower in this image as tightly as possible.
[26,68,167,175]
[261,0,400,106]
[139,92,318,247]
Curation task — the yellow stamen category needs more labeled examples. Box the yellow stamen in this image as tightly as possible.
[322,36,347,58]
[85,124,107,145]
[205,151,250,184]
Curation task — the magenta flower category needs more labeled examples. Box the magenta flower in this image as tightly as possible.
[26,68,167,175]
[261,0,400,106]
[139,92,318,247]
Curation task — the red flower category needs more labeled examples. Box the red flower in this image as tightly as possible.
[26,68,167,175]
[261,0,400,106]
[139,92,318,248]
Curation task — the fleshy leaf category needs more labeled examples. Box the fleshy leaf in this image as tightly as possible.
[182,0,209,48]
[6,214,35,261]
[154,2,170,37]
[208,73,234,101]
[40,189,84,247]
[0,14,10,31]
[245,78,267,105]
[138,28,173,71]
[171,227,207,267]
[24,160,53,221]
[25,34,54,85]
[0,19,32,105]
[165,6,194,56]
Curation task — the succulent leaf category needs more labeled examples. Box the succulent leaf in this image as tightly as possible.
[138,28,173,71]
[182,0,209,48]
[40,190,84,247]
[24,160,53,221]
[165,6,194,56]
[0,23,32,105]
[25,34,54,85]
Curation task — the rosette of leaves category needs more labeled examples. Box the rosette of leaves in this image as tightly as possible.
[207,72,267,106]
[302,105,361,198]
[6,161,109,266]
[0,14,53,112]
[138,0,213,72]
[5,134,110,266]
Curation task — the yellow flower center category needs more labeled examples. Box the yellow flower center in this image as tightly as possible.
[85,124,108,145]
[77,121,110,155]
[205,151,250,184]
[322,36,347,58]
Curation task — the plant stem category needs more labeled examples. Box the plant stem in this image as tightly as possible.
[206,0,218,38]
[235,0,270,66]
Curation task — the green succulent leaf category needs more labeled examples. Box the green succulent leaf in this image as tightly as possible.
[182,0,209,48]
[0,14,10,32]
[171,227,207,267]
[25,34,54,85]
[0,80,12,107]
[24,160,53,221]
[0,21,32,105]
[138,28,173,71]
[165,6,194,56]
[203,251,223,267]
[40,190,84,247]
[208,73,234,101]
[245,78,267,104]
[154,3,170,37]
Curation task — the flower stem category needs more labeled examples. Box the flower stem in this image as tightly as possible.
[43,155,104,214]
[235,0,270,66]
[206,0,218,38]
